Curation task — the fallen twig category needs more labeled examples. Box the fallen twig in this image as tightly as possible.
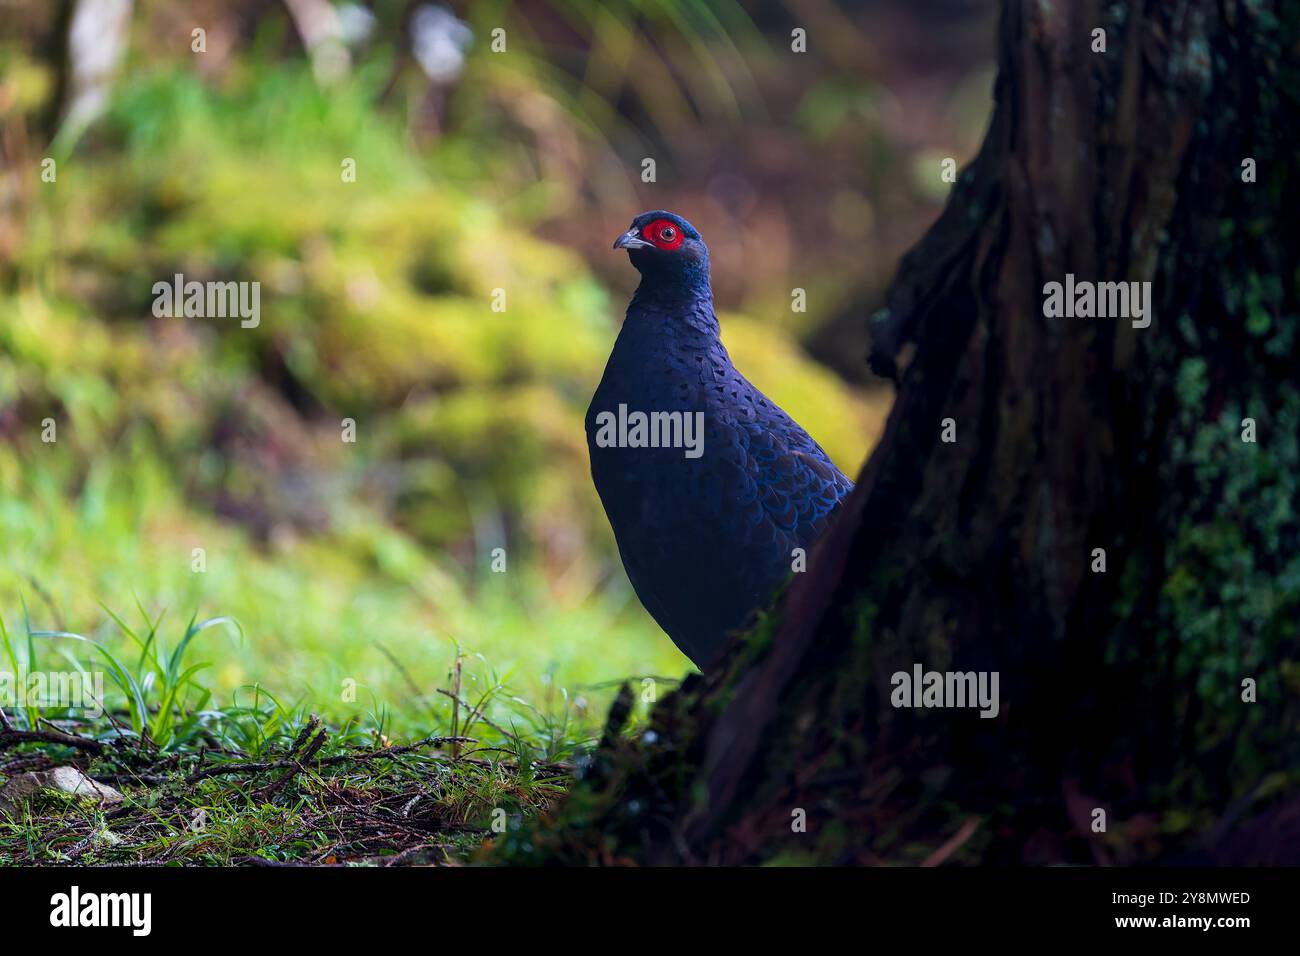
[0,722,106,755]
[183,734,478,784]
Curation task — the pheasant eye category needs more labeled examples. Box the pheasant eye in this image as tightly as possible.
[644,219,684,250]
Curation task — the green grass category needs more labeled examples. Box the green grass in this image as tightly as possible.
[0,706,575,866]
[0,593,670,865]
[0,449,687,730]
[0,447,684,864]
[0,439,682,865]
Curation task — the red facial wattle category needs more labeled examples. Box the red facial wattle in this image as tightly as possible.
[643,219,684,251]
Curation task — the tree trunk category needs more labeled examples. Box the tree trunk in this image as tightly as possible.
[501,0,1300,865]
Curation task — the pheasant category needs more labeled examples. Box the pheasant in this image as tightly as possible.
[587,211,853,669]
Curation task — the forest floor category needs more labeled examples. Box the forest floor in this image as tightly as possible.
[0,615,630,866]
[0,718,565,866]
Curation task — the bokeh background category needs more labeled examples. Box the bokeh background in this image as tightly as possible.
[0,0,994,735]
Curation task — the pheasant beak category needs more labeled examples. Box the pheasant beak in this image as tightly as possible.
[613,228,652,251]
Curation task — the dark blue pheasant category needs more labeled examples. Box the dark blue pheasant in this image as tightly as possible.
[587,211,853,669]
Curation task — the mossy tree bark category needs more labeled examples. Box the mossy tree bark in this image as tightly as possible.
[502,0,1300,865]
